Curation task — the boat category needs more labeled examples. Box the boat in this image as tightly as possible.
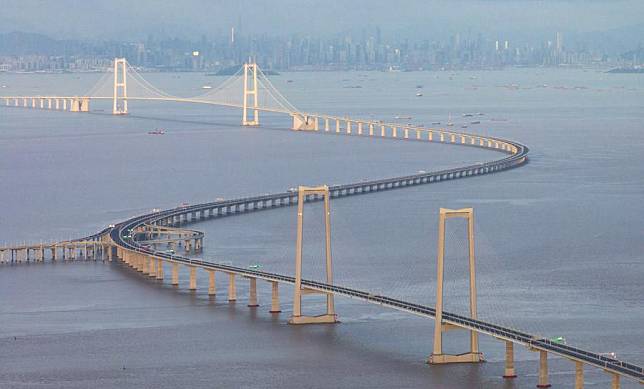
[461,125,468,129]
[463,113,474,117]
[416,85,423,89]
[447,113,454,127]
[395,115,412,120]
[470,120,481,125]
[148,129,165,135]
[416,92,423,97]
[201,85,213,89]
[431,121,441,125]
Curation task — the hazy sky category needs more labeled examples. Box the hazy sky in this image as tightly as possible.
[1,0,642,41]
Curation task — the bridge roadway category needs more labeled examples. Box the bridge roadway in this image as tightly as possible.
[85,130,644,384]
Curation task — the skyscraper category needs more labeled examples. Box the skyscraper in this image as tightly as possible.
[555,32,563,53]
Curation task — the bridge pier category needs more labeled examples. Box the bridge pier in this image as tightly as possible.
[156,259,164,280]
[610,372,620,389]
[141,254,149,274]
[537,350,551,388]
[269,281,281,313]
[228,273,236,301]
[148,256,156,277]
[247,278,258,307]
[171,263,179,285]
[291,114,316,131]
[575,361,584,389]
[208,270,216,295]
[189,266,197,290]
[503,341,517,378]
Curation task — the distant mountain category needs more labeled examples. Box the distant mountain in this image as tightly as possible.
[0,31,64,55]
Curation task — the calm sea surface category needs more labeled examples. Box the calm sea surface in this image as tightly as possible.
[0,68,642,388]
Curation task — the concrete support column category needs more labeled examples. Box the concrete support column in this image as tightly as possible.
[324,118,329,131]
[392,126,397,137]
[141,254,149,274]
[611,373,620,389]
[228,273,236,301]
[270,281,281,313]
[503,341,517,378]
[171,263,179,285]
[148,257,156,277]
[189,266,197,290]
[575,361,584,389]
[247,278,258,307]
[357,122,363,135]
[208,270,216,295]
[156,259,164,280]
[537,350,551,388]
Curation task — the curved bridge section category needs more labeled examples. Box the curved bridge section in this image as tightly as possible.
[96,127,641,385]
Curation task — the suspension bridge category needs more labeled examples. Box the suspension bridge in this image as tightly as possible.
[1,59,642,388]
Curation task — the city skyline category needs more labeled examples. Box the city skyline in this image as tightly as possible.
[1,26,642,73]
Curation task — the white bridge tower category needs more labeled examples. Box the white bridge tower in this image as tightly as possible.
[242,62,259,126]
[113,58,128,115]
